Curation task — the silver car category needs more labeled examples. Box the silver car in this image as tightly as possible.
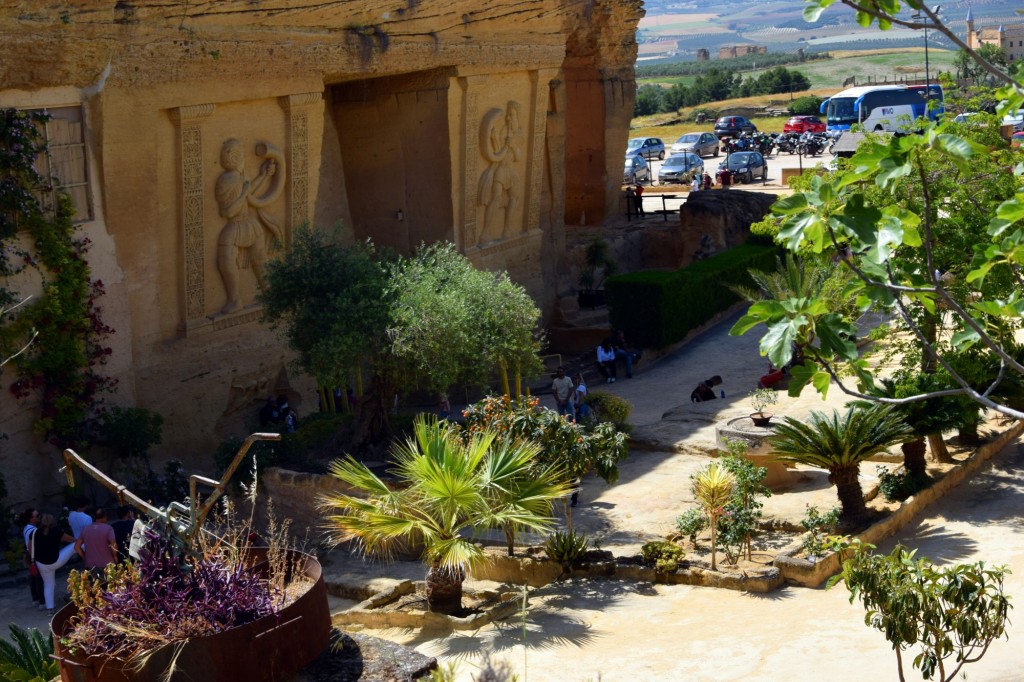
[671,131,720,158]
[626,137,666,160]
[657,153,704,185]
[623,154,650,184]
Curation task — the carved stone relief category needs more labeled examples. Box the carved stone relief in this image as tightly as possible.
[214,138,286,315]
[279,93,322,239]
[170,104,215,328]
[477,100,523,244]
[223,363,291,416]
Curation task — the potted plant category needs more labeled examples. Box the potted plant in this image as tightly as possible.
[749,386,778,427]
[577,238,618,309]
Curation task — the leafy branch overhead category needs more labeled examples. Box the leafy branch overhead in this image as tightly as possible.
[729,1,1024,420]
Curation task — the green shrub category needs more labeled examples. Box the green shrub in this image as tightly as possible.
[876,466,929,503]
[675,508,709,546]
[640,540,684,573]
[606,244,778,349]
[584,390,632,431]
[96,406,163,458]
[0,624,60,682]
[789,95,824,116]
[801,505,841,557]
[544,530,590,566]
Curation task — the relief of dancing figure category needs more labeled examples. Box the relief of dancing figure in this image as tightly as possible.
[477,101,522,242]
[215,138,285,315]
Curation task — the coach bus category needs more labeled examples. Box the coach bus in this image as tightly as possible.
[819,83,944,133]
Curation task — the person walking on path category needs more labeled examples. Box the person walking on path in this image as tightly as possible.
[76,508,118,572]
[110,505,136,561]
[702,171,712,191]
[68,497,92,539]
[551,366,574,417]
[633,182,646,217]
[573,373,589,423]
[690,174,700,193]
[32,513,75,613]
[18,508,44,607]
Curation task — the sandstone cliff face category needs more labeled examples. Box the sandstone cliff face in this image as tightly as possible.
[0,0,641,506]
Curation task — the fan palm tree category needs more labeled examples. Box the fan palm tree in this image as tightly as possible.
[322,416,567,614]
[692,463,735,570]
[770,405,912,527]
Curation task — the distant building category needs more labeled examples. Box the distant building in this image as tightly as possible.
[966,7,1024,62]
[695,48,710,61]
[717,45,768,59]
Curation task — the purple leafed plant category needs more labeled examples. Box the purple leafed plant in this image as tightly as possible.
[63,533,280,660]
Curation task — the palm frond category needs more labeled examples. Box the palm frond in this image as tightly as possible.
[771,405,911,469]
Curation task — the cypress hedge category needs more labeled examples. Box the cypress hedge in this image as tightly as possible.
[605,243,777,349]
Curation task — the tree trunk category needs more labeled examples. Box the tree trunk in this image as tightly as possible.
[831,465,868,527]
[901,438,927,479]
[355,376,392,446]
[424,563,465,615]
[503,524,515,557]
[927,432,953,463]
[958,421,980,445]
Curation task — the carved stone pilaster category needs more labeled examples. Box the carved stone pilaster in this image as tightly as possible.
[279,92,321,240]
[170,104,215,331]
[525,70,557,236]
[457,76,486,250]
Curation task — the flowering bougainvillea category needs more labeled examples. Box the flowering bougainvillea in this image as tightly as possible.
[1,108,115,447]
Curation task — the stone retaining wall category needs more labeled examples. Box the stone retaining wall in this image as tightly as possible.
[775,419,1024,588]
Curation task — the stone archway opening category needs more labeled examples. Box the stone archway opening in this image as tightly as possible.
[330,70,455,254]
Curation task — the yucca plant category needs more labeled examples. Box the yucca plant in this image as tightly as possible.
[544,530,590,566]
[0,624,60,682]
[322,415,568,614]
[770,405,912,527]
[692,463,735,570]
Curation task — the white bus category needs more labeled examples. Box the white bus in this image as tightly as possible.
[819,84,943,133]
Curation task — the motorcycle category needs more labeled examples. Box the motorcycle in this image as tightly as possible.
[798,133,827,157]
[776,132,801,155]
[754,132,775,157]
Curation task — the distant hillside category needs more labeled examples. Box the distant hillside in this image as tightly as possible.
[637,0,1022,61]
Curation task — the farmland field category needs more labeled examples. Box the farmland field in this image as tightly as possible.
[637,48,958,93]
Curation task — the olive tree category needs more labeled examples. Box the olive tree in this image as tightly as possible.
[261,227,544,444]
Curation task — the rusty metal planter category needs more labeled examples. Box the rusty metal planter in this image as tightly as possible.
[51,549,330,682]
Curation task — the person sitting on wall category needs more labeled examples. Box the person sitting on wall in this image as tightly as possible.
[691,375,723,402]
[597,340,617,383]
[611,330,640,379]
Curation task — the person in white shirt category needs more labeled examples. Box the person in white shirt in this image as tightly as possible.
[691,174,700,193]
[597,340,617,383]
[572,373,589,423]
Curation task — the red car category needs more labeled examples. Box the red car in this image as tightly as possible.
[783,115,827,134]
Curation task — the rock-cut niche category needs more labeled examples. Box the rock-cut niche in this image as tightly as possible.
[331,71,455,255]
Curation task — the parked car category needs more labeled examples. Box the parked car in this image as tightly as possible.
[626,137,666,160]
[623,154,650,184]
[783,115,826,134]
[670,132,720,158]
[657,153,704,185]
[714,116,758,139]
[1012,131,1024,148]
[717,151,767,184]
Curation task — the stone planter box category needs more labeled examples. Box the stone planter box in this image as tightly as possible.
[774,419,1024,588]
[469,549,783,593]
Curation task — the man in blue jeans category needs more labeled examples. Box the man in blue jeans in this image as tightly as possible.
[551,366,574,417]
[611,330,639,379]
